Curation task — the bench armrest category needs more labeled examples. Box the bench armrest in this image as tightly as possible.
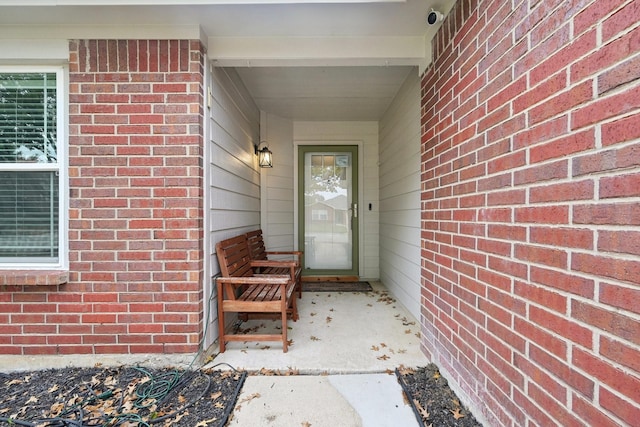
[217,275,290,285]
[266,251,303,256]
[250,260,298,269]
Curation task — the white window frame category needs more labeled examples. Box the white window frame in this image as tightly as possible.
[0,66,68,270]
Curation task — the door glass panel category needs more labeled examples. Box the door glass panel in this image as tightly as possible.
[304,151,352,270]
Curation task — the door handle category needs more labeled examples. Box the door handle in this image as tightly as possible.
[352,203,358,218]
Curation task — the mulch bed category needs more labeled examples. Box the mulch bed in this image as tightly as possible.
[397,364,482,426]
[2,363,482,427]
[0,365,245,427]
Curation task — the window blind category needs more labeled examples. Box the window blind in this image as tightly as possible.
[0,72,59,262]
[0,73,57,163]
[0,171,59,259]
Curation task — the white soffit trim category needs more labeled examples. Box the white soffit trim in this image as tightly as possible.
[0,39,68,61]
[209,36,426,67]
[0,25,205,44]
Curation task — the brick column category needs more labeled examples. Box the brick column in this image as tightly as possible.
[56,39,204,355]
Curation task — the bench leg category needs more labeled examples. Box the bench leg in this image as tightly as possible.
[217,281,226,353]
[291,295,299,322]
[281,307,288,353]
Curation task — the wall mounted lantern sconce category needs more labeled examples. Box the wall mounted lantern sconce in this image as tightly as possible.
[255,141,273,168]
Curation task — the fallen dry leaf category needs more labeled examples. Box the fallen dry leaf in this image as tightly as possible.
[326,316,332,323]
[371,345,380,351]
[284,367,299,376]
[377,354,390,361]
[301,422,312,427]
[433,371,441,380]
[310,335,321,341]
[260,368,276,376]
[398,365,415,376]
[451,407,465,420]
[238,393,261,405]
[414,399,429,419]
[173,412,186,423]
[195,418,217,427]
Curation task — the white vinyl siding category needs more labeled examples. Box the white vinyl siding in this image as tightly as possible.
[261,113,296,251]
[206,66,260,341]
[379,69,421,318]
[209,67,261,242]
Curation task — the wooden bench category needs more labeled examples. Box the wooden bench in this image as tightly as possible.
[215,234,298,353]
[245,229,303,299]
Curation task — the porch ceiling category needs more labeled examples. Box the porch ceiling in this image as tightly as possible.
[0,0,455,121]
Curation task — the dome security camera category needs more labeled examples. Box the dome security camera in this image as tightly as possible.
[427,9,444,25]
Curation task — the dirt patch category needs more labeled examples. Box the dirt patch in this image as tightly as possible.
[397,364,482,426]
[0,366,245,427]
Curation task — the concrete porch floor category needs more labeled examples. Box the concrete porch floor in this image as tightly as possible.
[206,281,427,373]
[205,281,428,427]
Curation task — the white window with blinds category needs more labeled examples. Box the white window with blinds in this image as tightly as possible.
[0,68,66,268]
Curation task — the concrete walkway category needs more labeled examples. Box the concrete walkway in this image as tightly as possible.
[205,281,427,426]
[228,374,417,426]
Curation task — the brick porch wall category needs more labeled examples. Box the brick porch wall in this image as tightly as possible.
[420,1,639,426]
[0,39,205,355]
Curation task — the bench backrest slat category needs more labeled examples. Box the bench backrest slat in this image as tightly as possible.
[216,235,254,278]
[246,229,268,261]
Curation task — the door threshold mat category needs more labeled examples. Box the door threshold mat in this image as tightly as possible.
[302,281,372,292]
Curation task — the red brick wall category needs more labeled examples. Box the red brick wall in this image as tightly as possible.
[0,39,205,355]
[420,1,639,425]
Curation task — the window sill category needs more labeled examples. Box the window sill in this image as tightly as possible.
[0,270,69,286]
